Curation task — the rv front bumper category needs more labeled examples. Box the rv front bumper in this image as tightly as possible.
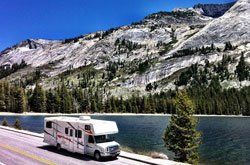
[101,151,120,157]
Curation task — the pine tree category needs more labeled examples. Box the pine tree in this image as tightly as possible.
[104,98,112,113]
[30,83,46,112]
[16,88,27,113]
[224,41,233,51]
[82,89,89,112]
[110,96,117,113]
[125,101,133,113]
[210,76,221,92]
[73,88,84,112]
[13,119,22,130]
[148,94,156,113]
[119,96,126,113]
[163,91,201,164]
[54,89,61,113]
[0,83,6,111]
[46,89,56,113]
[60,83,73,113]
[235,53,249,81]
[90,99,97,113]
[2,118,8,126]
[4,81,11,111]
[94,90,102,113]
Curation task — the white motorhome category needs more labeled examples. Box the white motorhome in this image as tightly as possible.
[43,116,120,160]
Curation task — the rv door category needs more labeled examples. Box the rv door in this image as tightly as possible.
[86,135,95,156]
[52,121,57,142]
[69,128,74,152]
[74,128,84,154]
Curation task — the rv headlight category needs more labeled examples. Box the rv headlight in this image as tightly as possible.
[99,147,104,152]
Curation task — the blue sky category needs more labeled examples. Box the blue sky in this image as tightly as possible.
[0,0,234,51]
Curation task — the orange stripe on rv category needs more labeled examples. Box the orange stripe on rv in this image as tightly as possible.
[57,135,72,142]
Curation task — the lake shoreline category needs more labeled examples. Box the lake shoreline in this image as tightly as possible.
[1,113,249,163]
[0,112,249,117]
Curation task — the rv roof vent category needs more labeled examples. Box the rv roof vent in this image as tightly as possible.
[79,116,91,120]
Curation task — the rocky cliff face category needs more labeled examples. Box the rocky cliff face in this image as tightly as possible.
[194,1,236,18]
[179,0,249,49]
[0,9,210,76]
[0,0,249,97]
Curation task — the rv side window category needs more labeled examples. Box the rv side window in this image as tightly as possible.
[65,128,68,135]
[77,130,82,138]
[85,125,91,130]
[70,129,73,137]
[75,130,78,138]
[46,121,52,129]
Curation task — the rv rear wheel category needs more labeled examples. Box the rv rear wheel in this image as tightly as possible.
[56,144,61,151]
[94,151,101,161]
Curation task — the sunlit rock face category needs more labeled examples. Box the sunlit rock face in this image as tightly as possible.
[193,2,236,18]
[180,0,250,49]
[0,0,249,93]
[0,6,210,77]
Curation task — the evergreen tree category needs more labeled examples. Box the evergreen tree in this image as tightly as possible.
[60,83,73,113]
[46,89,56,113]
[4,82,11,111]
[73,88,84,112]
[0,83,6,111]
[224,41,233,51]
[107,62,118,81]
[53,88,61,113]
[119,96,126,113]
[30,83,46,112]
[90,99,97,113]
[104,98,112,113]
[145,83,153,91]
[125,101,133,113]
[148,94,156,113]
[110,96,117,113]
[163,91,201,164]
[2,118,8,126]
[235,53,249,81]
[16,88,27,113]
[82,89,90,112]
[13,119,22,130]
[209,76,221,92]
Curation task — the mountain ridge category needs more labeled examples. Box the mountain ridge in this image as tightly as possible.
[0,0,249,98]
[193,1,236,18]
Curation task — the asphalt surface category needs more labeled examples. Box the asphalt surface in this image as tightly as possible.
[0,128,148,165]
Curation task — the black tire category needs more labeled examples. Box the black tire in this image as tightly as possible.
[113,154,119,159]
[56,144,61,151]
[94,151,101,161]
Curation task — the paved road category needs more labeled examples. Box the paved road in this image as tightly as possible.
[0,128,148,165]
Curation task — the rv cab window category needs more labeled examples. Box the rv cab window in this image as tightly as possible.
[65,128,68,135]
[46,121,52,129]
[88,135,94,143]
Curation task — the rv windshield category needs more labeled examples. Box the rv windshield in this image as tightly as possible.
[94,135,113,143]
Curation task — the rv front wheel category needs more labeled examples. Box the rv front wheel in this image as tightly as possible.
[94,151,101,161]
[56,144,61,151]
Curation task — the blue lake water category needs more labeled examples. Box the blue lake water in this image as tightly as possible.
[0,115,249,165]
